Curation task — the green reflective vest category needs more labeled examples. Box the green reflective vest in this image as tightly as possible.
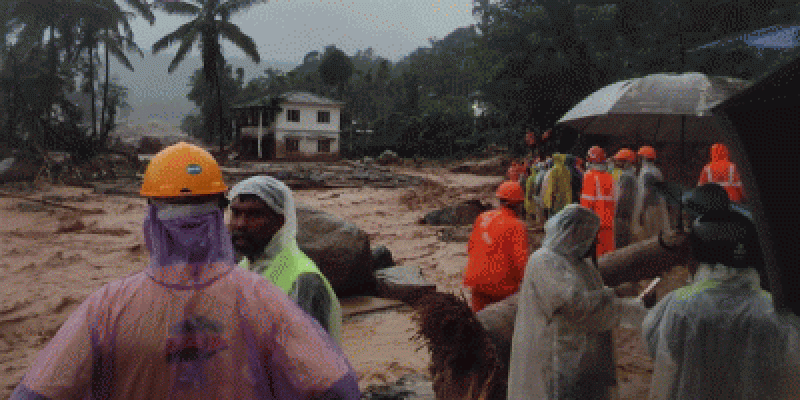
[240,243,342,344]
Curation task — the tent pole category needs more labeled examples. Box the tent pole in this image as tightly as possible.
[679,115,686,233]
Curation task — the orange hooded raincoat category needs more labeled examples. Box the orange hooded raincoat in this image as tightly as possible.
[581,167,616,257]
[463,206,529,312]
[698,144,744,202]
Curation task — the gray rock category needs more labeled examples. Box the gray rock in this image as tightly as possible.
[296,207,376,297]
[422,200,492,226]
[371,245,395,270]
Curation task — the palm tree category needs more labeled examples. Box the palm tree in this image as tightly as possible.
[152,0,264,151]
[8,0,152,149]
[78,0,151,142]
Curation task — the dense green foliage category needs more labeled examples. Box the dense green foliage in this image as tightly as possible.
[4,0,800,162]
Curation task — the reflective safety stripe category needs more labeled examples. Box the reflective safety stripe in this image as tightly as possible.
[581,194,596,201]
[729,165,742,187]
[708,165,741,188]
[596,175,614,201]
[482,231,492,245]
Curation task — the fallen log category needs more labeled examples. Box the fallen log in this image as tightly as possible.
[597,230,690,288]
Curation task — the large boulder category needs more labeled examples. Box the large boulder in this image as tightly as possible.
[296,207,376,297]
[421,200,492,226]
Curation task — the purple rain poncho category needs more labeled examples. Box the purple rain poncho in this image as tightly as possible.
[11,204,360,400]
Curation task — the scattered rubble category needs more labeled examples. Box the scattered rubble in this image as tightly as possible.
[376,150,401,166]
[361,373,435,399]
[448,155,509,176]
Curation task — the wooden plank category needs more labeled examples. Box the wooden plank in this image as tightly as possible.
[340,296,406,318]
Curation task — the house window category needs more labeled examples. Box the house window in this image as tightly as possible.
[317,111,331,123]
[318,139,332,153]
[287,109,300,122]
[286,138,299,152]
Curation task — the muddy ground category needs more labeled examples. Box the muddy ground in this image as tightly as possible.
[0,165,665,399]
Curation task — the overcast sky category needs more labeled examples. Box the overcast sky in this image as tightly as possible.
[127,0,479,63]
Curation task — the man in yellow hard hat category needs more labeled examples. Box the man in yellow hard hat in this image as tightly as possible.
[463,181,530,312]
[11,142,359,400]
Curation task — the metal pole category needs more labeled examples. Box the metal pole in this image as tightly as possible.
[258,109,263,159]
[679,115,685,232]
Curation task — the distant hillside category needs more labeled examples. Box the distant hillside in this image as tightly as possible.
[109,53,297,126]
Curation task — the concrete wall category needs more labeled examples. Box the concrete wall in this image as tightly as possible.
[274,103,341,132]
[238,102,341,161]
[275,130,339,161]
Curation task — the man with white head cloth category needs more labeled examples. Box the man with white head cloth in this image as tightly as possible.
[228,176,342,344]
[508,204,647,400]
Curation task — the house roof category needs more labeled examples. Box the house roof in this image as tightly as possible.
[232,91,344,109]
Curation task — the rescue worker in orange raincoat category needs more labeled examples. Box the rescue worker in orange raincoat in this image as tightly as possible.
[463,181,530,312]
[697,142,745,203]
[581,146,616,258]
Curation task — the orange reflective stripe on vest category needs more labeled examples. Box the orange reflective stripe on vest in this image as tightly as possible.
[701,162,743,202]
[581,170,615,227]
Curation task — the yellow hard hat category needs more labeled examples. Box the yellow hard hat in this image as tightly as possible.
[140,142,227,198]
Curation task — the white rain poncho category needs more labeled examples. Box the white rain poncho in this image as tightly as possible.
[614,166,638,248]
[642,263,800,400]
[633,160,671,240]
[228,176,298,268]
[508,204,646,400]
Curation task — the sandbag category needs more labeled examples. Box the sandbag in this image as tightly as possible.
[296,206,376,297]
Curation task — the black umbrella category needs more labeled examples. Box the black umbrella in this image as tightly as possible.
[711,56,800,314]
[556,72,751,231]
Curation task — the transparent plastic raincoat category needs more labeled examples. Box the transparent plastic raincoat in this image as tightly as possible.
[633,160,671,240]
[11,203,359,400]
[613,166,638,249]
[508,204,646,400]
[643,263,800,400]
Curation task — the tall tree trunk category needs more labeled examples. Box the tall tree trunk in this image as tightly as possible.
[215,56,223,152]
[46,26,57,123]
[100,36,110,147]
[89,41,97,139]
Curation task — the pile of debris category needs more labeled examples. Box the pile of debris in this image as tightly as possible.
[222,161,429,190]
[449,155,510,176]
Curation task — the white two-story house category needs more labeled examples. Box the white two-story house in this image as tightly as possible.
[232,91,343,161]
